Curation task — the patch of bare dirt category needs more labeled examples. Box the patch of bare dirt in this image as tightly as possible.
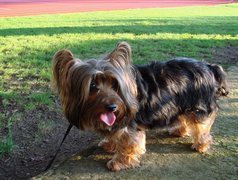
[210,45,238,65]
[0,104,98,179]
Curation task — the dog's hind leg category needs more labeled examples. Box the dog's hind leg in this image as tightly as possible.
[190,111,216,153]
[175,111,216,153]
[106,128,146,171]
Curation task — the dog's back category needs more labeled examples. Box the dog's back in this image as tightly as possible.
[134,58,228,127]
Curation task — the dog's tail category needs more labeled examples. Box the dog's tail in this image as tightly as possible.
[51,49,74,93]
[208,64,229,97]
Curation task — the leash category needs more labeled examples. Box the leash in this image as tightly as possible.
[44,123,73,171]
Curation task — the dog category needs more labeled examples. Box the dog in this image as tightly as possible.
[51,42,228,171]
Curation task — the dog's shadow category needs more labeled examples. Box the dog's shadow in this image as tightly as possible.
[48,135,196,176]
[78,133,194,158]
[145,133,194,154]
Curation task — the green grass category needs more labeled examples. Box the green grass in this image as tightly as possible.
[0,118,14,154]
[0,4,238,154]
[28,92,52,106]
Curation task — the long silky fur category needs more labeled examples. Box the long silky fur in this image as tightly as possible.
[134,57,228,128]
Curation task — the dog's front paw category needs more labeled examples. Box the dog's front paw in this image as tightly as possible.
[107,158,140,171]
[107,159,124,172]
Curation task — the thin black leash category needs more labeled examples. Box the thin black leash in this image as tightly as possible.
[44,123,73,171]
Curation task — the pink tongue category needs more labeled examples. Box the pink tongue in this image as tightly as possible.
[100,112,116,126]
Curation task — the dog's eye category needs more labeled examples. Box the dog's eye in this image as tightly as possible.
[90,81,98,92]
[112,80,119,91]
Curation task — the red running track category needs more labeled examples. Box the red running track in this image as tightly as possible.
[0,0,235,17]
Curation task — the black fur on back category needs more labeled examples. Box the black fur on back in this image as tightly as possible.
[133,58,228,129]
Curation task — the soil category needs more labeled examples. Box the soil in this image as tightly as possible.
[0,46,238,179]
[210,45,238,66]
[0,105,99,179]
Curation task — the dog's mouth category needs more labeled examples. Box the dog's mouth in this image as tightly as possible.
[99,112,116,126]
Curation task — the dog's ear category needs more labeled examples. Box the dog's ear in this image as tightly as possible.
[106,42,132,67]
[53,49,74,71]
[52,49,75,93]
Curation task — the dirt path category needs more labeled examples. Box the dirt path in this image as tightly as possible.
[34,66,238,179]
[0,0,235,17]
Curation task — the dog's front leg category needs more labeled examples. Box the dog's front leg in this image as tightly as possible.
[106,128,146,171]
[98,137,116,153]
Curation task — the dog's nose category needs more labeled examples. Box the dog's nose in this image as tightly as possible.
[105,104,117,112]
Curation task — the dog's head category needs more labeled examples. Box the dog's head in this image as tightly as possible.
[52,42,138,134]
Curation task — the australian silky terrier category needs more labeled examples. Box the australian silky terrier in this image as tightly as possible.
[51,42,228,171]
